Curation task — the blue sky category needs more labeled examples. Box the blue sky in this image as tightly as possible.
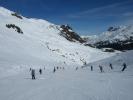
[0,0,133,35]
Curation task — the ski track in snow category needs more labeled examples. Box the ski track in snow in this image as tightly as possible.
[0,68,133,100]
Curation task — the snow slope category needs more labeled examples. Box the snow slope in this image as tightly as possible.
[0,7,114,77]
[86,50,133,73]
[0,50,133,100]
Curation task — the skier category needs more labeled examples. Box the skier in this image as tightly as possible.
[39,69,42,74]
[81,66,84,69]
[53,67,56,73]
[99,65,104,73]
[31,69,36,80]
[29,68,32,71]
[109,63,113,70]
[75,67,78,70]
[121,63,127,72]
[91,66,93,71]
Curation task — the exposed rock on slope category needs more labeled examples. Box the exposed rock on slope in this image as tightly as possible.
[6,24,23,34]
[60,25,86,43]
[11,12,23,19]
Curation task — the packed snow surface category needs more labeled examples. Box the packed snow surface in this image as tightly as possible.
[0,50,133,100]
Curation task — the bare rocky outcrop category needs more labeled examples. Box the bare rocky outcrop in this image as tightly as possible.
[6,24,23,34]
[59,25,86,43]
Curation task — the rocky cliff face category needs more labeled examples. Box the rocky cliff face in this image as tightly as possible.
[59,25,86,43]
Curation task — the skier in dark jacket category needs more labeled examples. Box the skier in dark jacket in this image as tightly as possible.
[75,67,78,70]
[91,66,93,71]
[31,69,36,80]
[121,63,127,72]
[53,67,56,73]
[109,63,113,70]
[39,69,42,75]
[99,65,104,73]
[29,68,32,71]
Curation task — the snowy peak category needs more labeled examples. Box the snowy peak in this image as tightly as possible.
[0,7,12,15]
[85,25,133,51]
[101,25,133,41]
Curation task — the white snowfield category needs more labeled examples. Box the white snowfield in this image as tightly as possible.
[0,7,133,100]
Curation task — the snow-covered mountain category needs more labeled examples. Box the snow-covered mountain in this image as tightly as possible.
[0,7,133,100]
[0,7,114,77]
[84,26,133,50]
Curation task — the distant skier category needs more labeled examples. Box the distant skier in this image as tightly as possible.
[53,67,56,73]
[81,66,83,69]
[39,69,42,74]
[121,63,127,72]
[29,68,32,71]
[99,65,104,73]
[44,67,45,70]
[75,67,78,70]
[84,61,87,65]
[91,66,93,71]
[31,69,36,80]
[109,63,113,70]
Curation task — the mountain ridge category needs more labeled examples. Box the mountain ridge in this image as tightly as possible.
[0,6,113,75]
[84,25,133,51]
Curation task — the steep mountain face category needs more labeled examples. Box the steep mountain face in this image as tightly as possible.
[0,7,113,75]
[84,26,133,51]
[59,25,86,43]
